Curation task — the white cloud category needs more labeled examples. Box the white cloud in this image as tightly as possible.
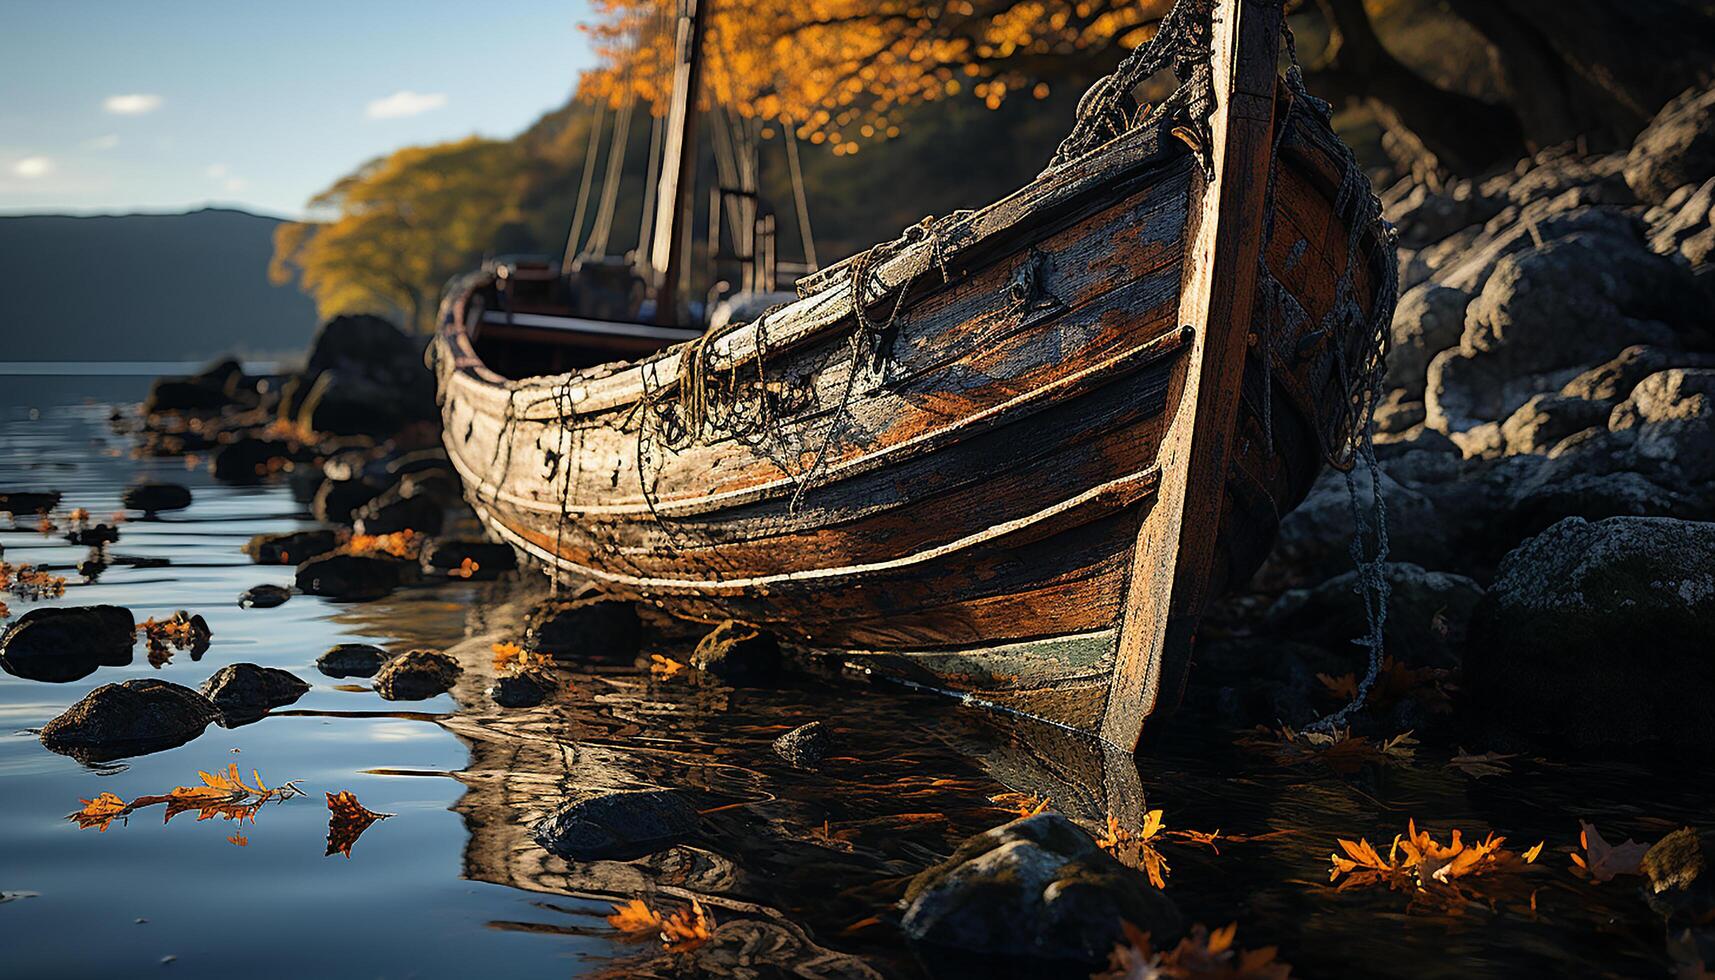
[84,134,121,151]
[205,163,247,193]
[12,156,53,178]
[206,163,229,179]
[104,93,163,115]
[365,90,447,119]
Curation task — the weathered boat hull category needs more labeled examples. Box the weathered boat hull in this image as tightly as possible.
[434,3,1392,745]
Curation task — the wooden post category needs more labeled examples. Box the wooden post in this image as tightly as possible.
[650,0,709,325]
[1101,0,1283,750]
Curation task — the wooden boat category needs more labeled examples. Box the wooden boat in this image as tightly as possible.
[432,0,1397,748]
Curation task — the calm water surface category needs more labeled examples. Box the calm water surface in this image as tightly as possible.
[1,369,1709,978]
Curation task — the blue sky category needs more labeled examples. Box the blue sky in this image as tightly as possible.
[0,1,597,217]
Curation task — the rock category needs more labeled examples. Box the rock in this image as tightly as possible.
[529,789,698,860]
[1500,393,1612,456]
[1266,562,1483,670]
[373,649,460,700]
[295,554,403,600]
[1650,176,1715,267]
[120,482,192,514]
[316,643,389,678]
[1190,636,1349,729]
[1372,389,1427,437]
[1609,368,1715,484]
[238,584,291,609]
[198,663,309,719]
[1626,85,1715,206]
[691,620,782,682]
[0,605,135,683]
[243,529,339,565]
[1384,284,1471,397]
[1250,467,1453,591]
[295,315,437,436]
[1465,517,1715,751]
[490,669,557,708]
[1643,829,1715,924]
[212,437,308,484]
[143,378,235,414]
[525,600,641,662]
[39,679,220,761]
[385,448,451,477]
[772,721,830,767]
[420,539,516,580]
[351,485,443,537]
[901,813,1181,971]
[1560,345,1715,403]
[311,477,383,524]
[65,523,121,547]
[0,490,60,514]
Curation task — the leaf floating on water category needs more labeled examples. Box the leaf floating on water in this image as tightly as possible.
[1095,920,1293,980]
[607,899,666,935]
[1097,809,1174,890]
[325,790,393,858]
[68,765,303,838]
[226,833,248,847]
[988,791,1050,819]
[492,641,549,674]
[1569,821,1648,883]
[650,654,686,679]
[1327,819,1544,910]
[1237,726,1416,775]
[340,528,422,560]
[659,898,715,952]
[1447,749,1516,779]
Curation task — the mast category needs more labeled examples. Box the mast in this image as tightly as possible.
[649,0,710,325]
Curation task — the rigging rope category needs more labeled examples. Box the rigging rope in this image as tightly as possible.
[562,105,607,273]
[584,93,636,259]
[781,117,819,271]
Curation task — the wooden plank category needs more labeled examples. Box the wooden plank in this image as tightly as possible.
[1101,0,1284,750]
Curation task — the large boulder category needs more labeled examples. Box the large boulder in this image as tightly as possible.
[1250,467,1452,591]
[1499,393,1611,456]
[1465,517,1715,751]
[530,789,698,860]
[294,315,436,437]
[1649,177,1715,268]
[901,813,1181,973]
[0,606,135,683]
[1384,283,1471,397]
[1626,85,1715,206]
[39,679,220,761]
[1266,562,1483,670]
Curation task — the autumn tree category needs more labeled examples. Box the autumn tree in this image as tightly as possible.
[270,137,526,332]
[579,0,1715,178]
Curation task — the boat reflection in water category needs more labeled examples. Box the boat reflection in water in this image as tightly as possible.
[348,588,1150,976]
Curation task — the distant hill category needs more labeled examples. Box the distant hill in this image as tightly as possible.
[0,208,318,362]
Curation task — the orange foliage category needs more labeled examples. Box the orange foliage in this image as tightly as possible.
[650,654,686,678]
[1237,726,1416,775]
[492,641,551,673]
[326,790,393,858]
[449,557,481,579]
[0,562,68,601]
[579,0,1171,145]
[989,791,1050,819]
[341,529,423,560]
[1096,921,1292,980]
[608,898,666,934]
[1328,819,1543,906]
[69,765,304,839]
[607,897,716,952]
[1317,657,1452,712]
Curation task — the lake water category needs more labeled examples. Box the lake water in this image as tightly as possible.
[1,368,1709,977]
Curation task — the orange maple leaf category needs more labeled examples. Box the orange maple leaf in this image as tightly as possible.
[607,899,666,935]
[1095,920,1292,979]
[650,654,686,678]
[71,792,131,832]
[659,899,715,952]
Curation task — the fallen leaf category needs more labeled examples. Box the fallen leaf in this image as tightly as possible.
[607,898,666,935]
[659,898,715,952]
[1328,819,1544,907]
[325,790,392,858]
[1447,749,1516,779]
[72,792,131,832]
[988,792,1050,819]
[1569,821,1648,882]
[1238,726,1415,774]
[650,654,686,678]
[1094,920,1293,979]
[226,833,248,847]
[492,641,549,673]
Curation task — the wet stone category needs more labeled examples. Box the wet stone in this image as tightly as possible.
[1643,828,1715,924]
[772,721,830,767]
[120,482,192,514]
[64,523,120,547]
[691,620,782,682]
[311,477,382,524]
[0,490,61,515]
[295,553,403,600]
[529,789,698,860]
[39,679,220,762]
[352,486,443,536]
[374,649,460,700]
[316,643,388,678]
[0,605,135,684]
[901,813,1181,972]
[420,539,516,580]
[490,669,557,708]
[199,663,309,720]
[525,599,641,662]
[239,584,291,608]
[243,529,338,565]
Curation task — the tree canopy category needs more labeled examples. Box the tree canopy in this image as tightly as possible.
[269,138,525,332]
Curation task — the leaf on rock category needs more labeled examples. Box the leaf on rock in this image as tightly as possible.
[325,790,392,858]
[659,898,715,952]
[1569,821,1648,882]
[492,641,549,673]
[607,899,666,935]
